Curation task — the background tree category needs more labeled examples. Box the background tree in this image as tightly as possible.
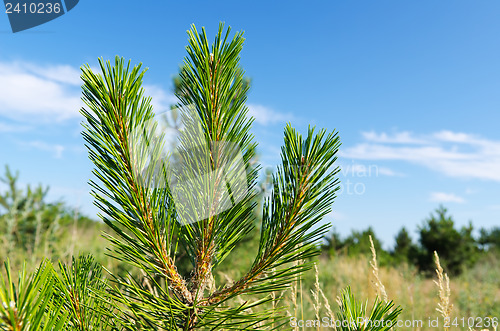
[322,227,393,265]
[0,166,53,251]
[0,166,99,266]
[392,227,418,264]
[478,226,500,252]
[342,227,382,255]
[416,206,478,275]
[323,227,344,257]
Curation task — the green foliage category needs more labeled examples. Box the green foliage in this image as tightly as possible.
[479,226,500,252]
[323,227,343,256]
[322,207,487,275]
[0,165,99,266]
[0,256,113,330]
[0,259,68,330]
[0,166,60,255]
[336,287,402,331]
[391,227,418,264]
[416,206,479,275]
[52,255,113,330]
[324,228,392,265]
[80,23,341,329]
[168,51,261,279]
[342,227,383,256]
[455,251,500,317]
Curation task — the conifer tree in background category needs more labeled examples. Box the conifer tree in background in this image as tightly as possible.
[0,166,65,261]
[417,206,478,275]
[80,23,341,329]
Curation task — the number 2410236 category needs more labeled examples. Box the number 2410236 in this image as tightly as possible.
[444,317,498,328]
[5,2,62,14]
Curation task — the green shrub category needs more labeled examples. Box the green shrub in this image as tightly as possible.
[416,206,479,275]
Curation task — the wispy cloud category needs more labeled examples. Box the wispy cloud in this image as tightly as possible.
[378,167,405,177]
[338,163,404,178]
[22,140,65,158]
[22,63,81,85]
[361,131,427,144]
[0,60,176,124]
[143,84,177,113]
[0,60,285,130]
[342,130,500,182]
[430,192,465,204]
[326,210,347,221]
[0,61,82,122]
[247,104,293,125]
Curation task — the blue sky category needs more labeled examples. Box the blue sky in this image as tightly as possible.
[1,1,500,248]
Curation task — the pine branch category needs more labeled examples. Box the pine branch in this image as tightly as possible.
[336,287,402,331]
[80,57,192,305]
[52,255,115,330]
[80,23,341,330]
[175,23,258,305]
[0,259,68,330]
[207,125,340,305]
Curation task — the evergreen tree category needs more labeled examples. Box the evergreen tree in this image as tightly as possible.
[79,23,341,329]
[0,166,64,257]
[479,226,500,252]
[417,206,478,275]
[323,227,344,256]
[392,227,418,264]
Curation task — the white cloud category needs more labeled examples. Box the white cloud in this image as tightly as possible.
[430,192,465,204]
[433,130,472,143]
[0,61,82,122]
[362,130,427,144]
[378,167,405,177]
[0,60,176,124]
[143,84,177,113]
[0,60,287,131]
[23,63,81,86]
[338,163,404,177]
[23,140,65,158]
[342,130,500,182]
[247,104,293,125]
[344,164,368,175]
[326,210,346,221]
